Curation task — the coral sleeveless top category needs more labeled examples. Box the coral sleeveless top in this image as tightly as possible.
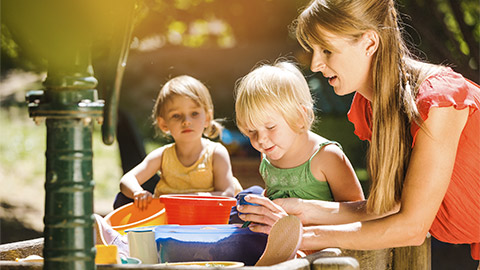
[153,139,217,196]
[347,68,480,260]
[261,141,340,201]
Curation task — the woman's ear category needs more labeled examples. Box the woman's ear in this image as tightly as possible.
[362,30,379,57]
[157,117,169,133]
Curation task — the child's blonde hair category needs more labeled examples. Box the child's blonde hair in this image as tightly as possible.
[295,0,440,214]
[235,60,314,135]
[152,75,222,139]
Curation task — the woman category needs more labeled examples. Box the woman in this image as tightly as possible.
[237,0,480,262]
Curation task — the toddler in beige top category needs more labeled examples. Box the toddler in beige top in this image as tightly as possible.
[119,75,242,209]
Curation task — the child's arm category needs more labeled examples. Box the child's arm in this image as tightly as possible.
[311,144,365,202]
[119,147,165,208]
[210,143,240,197]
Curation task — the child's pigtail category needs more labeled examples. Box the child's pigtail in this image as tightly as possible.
[203,119,224,139]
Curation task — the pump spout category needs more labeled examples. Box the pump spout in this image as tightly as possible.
[94,2,138,145]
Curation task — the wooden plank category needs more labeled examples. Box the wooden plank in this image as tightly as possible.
[312,257,360,270]
[0,238,43,261]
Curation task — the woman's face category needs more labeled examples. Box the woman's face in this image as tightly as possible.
[309,31,374,99]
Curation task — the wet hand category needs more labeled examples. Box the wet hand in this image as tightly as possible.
[133,190,153,210]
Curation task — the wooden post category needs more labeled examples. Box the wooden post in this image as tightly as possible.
[338,235,431,270]
[392,234,431,270]
[340,248,393,269]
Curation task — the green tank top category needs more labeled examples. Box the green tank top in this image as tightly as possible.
[260,141,341,201]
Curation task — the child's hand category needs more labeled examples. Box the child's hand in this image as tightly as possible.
[133,190,153,210]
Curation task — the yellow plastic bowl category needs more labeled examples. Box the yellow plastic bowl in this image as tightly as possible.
[104,198,166,235]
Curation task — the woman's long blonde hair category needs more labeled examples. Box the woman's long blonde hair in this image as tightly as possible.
[296,0,441,214]
[152,75,222,139]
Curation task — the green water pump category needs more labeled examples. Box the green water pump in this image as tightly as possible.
[2,1,138,269]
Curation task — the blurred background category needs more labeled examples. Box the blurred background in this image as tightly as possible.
[1,0,478,268]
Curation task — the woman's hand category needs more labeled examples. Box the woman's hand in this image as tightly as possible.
[133,190,153,210]
[237,195,289,234]
[271,197,308,221]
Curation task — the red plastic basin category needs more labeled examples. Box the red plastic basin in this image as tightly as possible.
[159,195,236,225]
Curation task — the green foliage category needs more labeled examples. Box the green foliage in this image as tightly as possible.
[1,24,18,59]
[2,0,477,77]
[398,0,479,79]
[438,1,468,55]
[129,0,309,50]
[0,108,46,185]
[0,24,44,72]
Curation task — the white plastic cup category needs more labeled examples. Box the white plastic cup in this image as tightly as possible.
[127,228,158,264]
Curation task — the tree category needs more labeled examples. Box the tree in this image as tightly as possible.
[397,0,479,82]
[3,0,477,81]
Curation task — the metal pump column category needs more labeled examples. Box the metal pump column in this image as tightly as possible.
[2,1,138,269]
[26,48,103,269]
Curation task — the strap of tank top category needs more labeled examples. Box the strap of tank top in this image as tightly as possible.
[308,141,341,162]
[205,139,215,154]
[203,139,217,165]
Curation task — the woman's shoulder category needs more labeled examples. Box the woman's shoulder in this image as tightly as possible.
[417,67,479,101]
[416,67,480,118]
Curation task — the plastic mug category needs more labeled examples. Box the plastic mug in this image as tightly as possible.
[127,228,158,264]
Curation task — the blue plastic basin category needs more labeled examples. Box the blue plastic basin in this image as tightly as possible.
[155,224,267,266]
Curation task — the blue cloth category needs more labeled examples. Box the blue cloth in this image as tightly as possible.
[229,185,264,224]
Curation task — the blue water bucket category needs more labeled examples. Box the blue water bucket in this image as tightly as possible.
[155,224,267,266]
